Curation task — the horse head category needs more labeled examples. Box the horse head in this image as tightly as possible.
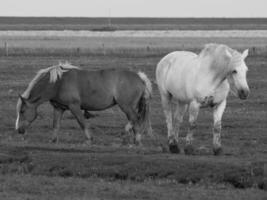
[15,95,38,134]
[226,49,250,100]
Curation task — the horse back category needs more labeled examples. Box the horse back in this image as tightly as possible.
[111,70,145,105]
[56,69,145,110]
[157,51,198,100]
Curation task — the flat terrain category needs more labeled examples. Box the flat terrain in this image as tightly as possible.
[0,32,266,199]
[1,33,267,58]
[1,17,267,30]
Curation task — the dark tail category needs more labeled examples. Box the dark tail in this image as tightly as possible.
[137,72,153,135]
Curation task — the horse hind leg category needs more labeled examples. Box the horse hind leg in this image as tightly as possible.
[69,103,93,145]
[83,110,98,119]
[122,121,134,145]
[146,117,155,139]
[173,102,187,150]
[130,114,143,146]
[160,92,179,153]
[120,105,142,146]
[121,100,155,148]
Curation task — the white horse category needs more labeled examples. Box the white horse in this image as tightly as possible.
[156,44,250,155]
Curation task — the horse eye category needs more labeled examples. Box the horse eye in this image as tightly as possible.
[232,70,237,74]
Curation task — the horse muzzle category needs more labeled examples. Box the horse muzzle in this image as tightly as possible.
[238,89,249,100]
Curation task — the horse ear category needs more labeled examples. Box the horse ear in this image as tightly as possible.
[19,94,25,102]
[242,49,249,59]
[19,94,29,105]
[225,49,233,59]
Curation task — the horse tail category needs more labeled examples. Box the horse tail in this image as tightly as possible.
[138,71,152,99]
[137,71,153,135]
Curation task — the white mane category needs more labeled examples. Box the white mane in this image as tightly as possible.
[199,43,243,71]
[16,62,79,129]
[21,62,79,99]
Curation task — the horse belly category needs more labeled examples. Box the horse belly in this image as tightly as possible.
[166,66,195,103]
[80,91,115,111]
[170,86,193,103]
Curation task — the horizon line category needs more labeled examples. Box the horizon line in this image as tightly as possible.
[0,16,267,19]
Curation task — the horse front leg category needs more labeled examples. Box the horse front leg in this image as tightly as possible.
[51,107,64,143]
[184,101,200,155]
[69,104,93,145]
[212,100,226,155]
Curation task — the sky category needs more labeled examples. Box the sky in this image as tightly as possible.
[0,0,266,18]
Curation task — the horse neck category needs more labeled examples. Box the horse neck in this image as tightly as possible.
[27,75,56,107]
[198,55,230,88]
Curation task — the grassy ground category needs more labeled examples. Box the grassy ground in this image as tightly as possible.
[1,35,267,49]
[1,175,266,200]
[0,36,266,198]
[0,36,267,57]
[0,28,267,57]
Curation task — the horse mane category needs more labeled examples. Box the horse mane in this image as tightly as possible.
[199,43,219,57]
[199,43,233,57]
[16,62,79,114]
[199,43,243,69]
[21,62,79,99]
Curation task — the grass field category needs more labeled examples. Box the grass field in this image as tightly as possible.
[0,29,267,199]
[1,30,267,57]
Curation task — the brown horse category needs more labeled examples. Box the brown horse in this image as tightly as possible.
[15,63,153,145]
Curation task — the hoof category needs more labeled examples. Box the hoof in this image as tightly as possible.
[121,133,133,146]
[121,137,130,146]
[169,141,180,154]
[134,141,143,147]
[160,144,169,153]
[50,137,58,144]
[126,144,134,148]
[84,139,92,146]
[197,146,210,155]
[84,111,97,119]
[213,147,223,156]
[184,144,195,155]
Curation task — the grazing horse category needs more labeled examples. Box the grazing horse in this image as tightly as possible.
[156,44,250,155]
[15,63,153,145]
